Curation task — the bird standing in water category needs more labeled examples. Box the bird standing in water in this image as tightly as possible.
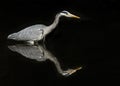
[8,11,80,44]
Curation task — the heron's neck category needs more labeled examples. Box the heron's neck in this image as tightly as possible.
[48,13,61,30]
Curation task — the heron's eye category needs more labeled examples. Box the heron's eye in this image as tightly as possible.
[61,11,68,15]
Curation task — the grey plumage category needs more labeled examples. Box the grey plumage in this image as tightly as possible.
[8,25,45,41]
[7,11,80,44]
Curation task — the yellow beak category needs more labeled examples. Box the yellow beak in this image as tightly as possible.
[70,13,80,19]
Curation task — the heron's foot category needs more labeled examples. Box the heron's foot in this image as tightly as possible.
[62,66,82,76]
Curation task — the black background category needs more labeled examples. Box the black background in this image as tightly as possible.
[0,0,119,86]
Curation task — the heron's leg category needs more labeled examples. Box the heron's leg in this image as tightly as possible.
[40,29,45,44]
[43,36,46,43]
[42,37,47,49]
[43,42,46,49]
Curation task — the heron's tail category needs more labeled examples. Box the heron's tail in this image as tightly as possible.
[7,33,17,40]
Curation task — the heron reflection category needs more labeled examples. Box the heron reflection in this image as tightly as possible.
[8,44,82,76]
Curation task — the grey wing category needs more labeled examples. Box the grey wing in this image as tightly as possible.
[14,24,46,41]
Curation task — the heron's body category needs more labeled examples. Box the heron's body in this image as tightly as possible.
[8,25,46,41]
[8,11,80,44]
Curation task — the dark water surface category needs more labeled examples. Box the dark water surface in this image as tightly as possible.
[0,0,120,86]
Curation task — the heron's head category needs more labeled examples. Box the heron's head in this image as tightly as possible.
[60,10,80,19]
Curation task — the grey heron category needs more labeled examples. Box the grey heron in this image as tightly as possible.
[7,11,80,44]
[8,44,82,76]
